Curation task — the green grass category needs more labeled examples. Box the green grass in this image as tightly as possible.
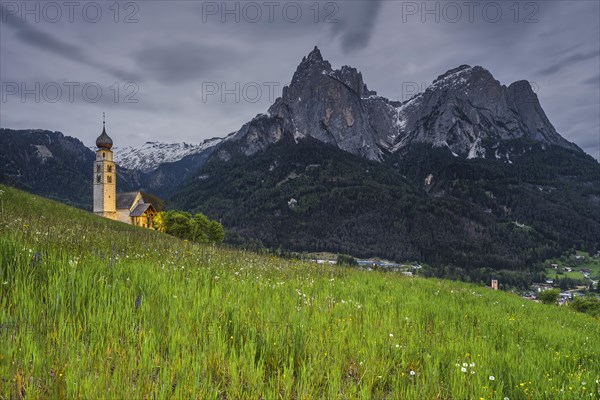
[545,253,600,282]
[1,185,599,399]
[546,269,590,281]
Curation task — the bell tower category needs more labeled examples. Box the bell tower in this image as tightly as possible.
[93,113,117,219]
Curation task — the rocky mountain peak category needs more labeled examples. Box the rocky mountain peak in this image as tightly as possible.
[433,64,473,83]
[291,46,333,87]
[508,79,535,95]
[231,48,581,163]
[428,65,499,93]
[305,46,324,63]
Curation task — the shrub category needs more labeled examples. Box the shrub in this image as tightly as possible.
[569,296,600,318]
[539,289,560,305]
[155,210,224,244]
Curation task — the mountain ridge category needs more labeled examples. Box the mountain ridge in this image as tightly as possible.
[220,47,581,163]
[101,138,223,173]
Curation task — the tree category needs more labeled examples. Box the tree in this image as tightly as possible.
[207,220,225,243]
[155,210,224,244]
[569,296,600,318]
[539,289,560,305]
[191,213,211,243]
[153,212,167,232]
[168,211,193,240]
[337,254,357,266]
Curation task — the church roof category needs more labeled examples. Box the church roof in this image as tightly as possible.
[96,124,113,149]
[130,202,155,217]
[116,192,139,210]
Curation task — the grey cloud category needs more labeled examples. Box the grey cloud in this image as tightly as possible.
[582,74,600,86]
[190,0,382,54]
[329,0,383,52]
[133,43,239,85]
[537,50,600,76]
[0,5,140,82]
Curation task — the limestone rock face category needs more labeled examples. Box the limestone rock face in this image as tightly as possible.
[394,65,580,157]
[266,46,383,160]
[227,48,581,161]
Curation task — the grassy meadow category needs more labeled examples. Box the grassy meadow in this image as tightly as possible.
[545,252,600,282]
[0,185,599,399]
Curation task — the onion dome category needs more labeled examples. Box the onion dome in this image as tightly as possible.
[96,114,113,149]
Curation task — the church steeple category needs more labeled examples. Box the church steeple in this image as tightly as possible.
[93,113,117,219]
[96,112,113,149]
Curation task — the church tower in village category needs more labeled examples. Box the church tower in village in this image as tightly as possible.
[93,113,117,219]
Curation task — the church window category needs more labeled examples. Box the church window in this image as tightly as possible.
[96,175,101,183]
[96,165,101,173]
[107,165,112,173]
[102,152,106,158]
[107,175,112,183]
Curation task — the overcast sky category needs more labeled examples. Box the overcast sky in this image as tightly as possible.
[1,1,598,158]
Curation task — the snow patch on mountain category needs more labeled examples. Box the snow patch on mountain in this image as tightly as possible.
[109,138,222,172]
[467,138,486,159]
[429,65,474,91]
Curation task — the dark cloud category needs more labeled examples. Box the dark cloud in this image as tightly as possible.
[0,5,140,82]
[582,74,600,86]
[329,0,383,52]
[537,50,600,76]
[189,0,382,54]
[133,43,239,85]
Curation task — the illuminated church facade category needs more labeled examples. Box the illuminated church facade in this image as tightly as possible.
[93,115,157,229]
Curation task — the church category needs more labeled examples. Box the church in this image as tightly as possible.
[93,116,158,229]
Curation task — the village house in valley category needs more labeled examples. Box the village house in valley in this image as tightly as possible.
[93,115,158,229]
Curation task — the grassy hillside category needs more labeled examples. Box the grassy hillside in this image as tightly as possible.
[0,185,599,399]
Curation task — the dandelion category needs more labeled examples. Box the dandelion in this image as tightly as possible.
[463,363,468,367]
[389,333,394,338]
[489,376,495,381]
[469,362,475,367]
[461,367,467,373]
[409,370,416,376]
